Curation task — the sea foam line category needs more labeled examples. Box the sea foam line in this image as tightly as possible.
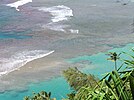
[6,0,32,11]
[0,50,54,76]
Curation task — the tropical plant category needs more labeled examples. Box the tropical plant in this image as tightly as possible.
[23,91,56,100]
[63,67,98,91]
[106,52,121,70]
[63,50,134,100]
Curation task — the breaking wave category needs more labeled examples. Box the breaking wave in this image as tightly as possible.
[38,5,73,23]
[6,0,32,11]
[0,50,54,76]
[38,5,79,33]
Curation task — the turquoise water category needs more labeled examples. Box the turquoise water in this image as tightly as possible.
[0,77,71,100]
[0,7,32,39]
[0,43,134,100]
[0,31,32,39]
[68,43,134,78]
[1,0,134,100]
[0,5,34,39]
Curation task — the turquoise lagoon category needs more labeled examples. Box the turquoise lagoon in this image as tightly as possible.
[0,43,134,100]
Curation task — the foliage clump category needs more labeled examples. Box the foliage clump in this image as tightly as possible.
[63,67,98,91]
[63,51,134,100]
[23,91,56,100]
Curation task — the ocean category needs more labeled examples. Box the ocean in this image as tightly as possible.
[0,0,134,100]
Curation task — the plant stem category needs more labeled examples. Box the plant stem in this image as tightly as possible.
[115,61,117,70]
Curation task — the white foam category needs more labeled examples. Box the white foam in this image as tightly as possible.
[38,5,73,23]
[69,29,79,33]
[6,0,32,11]
[0,50,54,76]
[38,5,79,33]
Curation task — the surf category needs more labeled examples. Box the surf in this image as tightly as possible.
[38,5,73,23]
[38,5,79,33]
[0,50,54,76]
[6,0,32,11]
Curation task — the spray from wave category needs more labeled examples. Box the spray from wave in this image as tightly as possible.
[6,0,32,11]
[0,50,54,76]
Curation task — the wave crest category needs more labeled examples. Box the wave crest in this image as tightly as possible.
[0,50,54,76]
[38,5,79,33]
[38,5,73,23]
[6,0,32,11]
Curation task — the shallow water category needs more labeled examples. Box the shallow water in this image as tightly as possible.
[0,77,71,100]
[1,0,134,99]
[0,43,134,100]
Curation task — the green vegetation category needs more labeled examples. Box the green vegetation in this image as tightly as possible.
[63,51,134,100]
[63,67,98,91]
[23,91,56,100]
[24,50,134,100]
[106,52,121,70]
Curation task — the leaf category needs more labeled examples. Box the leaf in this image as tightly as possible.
[129,71,134,99]
[105,80,112,89]
[48,92,51,97]
[108,75,112,82]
